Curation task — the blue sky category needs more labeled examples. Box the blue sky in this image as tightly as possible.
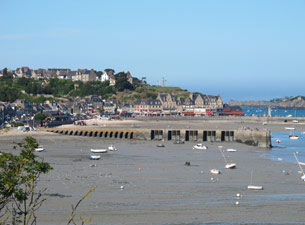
[1,0,305,101]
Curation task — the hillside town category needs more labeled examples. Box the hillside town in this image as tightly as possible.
[0,67,243,128]
[0,67,133,85]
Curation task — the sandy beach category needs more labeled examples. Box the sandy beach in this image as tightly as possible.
[1,119,305,224]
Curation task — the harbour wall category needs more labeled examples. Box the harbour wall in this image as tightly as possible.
[46,128,271,148]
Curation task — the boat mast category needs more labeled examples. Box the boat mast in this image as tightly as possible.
[218,146,228,164]
[250,169,253,186]
[293,152,305,175]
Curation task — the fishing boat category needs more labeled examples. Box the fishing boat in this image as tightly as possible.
[90,149,107,153]
[218,146,236,169]
[247,169,263,190]
[35,146,46,152]
[108,145,117,151]
[193,143,208,150]
[88,155,101,160]
[293,152,305,181]
[227,148,237,152]
[210,169,221,174]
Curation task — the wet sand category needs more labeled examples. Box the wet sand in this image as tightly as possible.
[1,120,305,224]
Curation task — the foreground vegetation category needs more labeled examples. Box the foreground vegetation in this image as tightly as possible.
[0,137,94,225]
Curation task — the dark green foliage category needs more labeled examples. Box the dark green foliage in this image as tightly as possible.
[146,92,157,99]
[115,72,134,91]
[135,87,144,93]
[0,137,52,224]
[34,113,49,121]
[0,86,20,102]
[69,81,115,97]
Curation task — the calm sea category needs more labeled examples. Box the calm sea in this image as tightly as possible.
[242,107,305,117]
[263,131,305,164]
[241,107,305,165]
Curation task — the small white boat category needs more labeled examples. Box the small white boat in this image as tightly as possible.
[286,114,293,117]
[210,169,221,174]
[289,135,299,140]
[218,146,236,169]
[88,155,101,160]
[247,169,263,190]
[90,149,107,153]
[35,146,46,152]
[227,148,237,152]
[225,163,236,169]
[193,143,208,150]
[293,120,299,123]
[108,145,117,151]
[247,185,263,190]
[285,127,295,130]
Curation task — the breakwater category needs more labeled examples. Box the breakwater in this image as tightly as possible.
[46,127,271,148]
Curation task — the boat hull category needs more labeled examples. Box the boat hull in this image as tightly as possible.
[90,149,107,153]
[247,185,263,190]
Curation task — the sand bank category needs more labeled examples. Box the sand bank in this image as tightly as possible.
[1,129,305,224]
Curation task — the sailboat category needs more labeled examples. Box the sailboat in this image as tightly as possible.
[218,146,236,169]
[293,152,305,181]
[289,128,299,140]
[293,109,299,123]
[247,169,263,190]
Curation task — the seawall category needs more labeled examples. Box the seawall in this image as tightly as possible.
[45,127,271,148]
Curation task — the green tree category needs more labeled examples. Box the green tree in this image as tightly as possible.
[34,113,49,121]
[0,86,20,102]
[0,136,52,225]
[115,72,133,91]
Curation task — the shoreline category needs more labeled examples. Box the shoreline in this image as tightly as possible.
[1,119,305,224]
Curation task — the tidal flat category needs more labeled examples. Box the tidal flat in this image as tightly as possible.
[1,122,305,224]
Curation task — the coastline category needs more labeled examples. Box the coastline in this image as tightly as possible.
[1,119,305,224]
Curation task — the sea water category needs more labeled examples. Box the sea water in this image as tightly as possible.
[242,107,305,117]
[264,131,305,164]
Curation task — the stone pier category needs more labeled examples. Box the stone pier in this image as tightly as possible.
[45,127,271,148]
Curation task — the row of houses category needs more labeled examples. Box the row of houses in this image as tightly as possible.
[0,93,242,124]
[0,67,134,85]
[133,93,224,116]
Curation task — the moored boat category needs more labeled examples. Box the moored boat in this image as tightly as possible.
[193,143,207,150]
[247,185,263,190]
[88,155,101,160]
[289,135,299,140]
[225,163,236,169]
[90,149,107,153]
[35,146,46,152]
[247,169,263,190]
[108,145,117,151]
[227,148,237,152]
[210,169,221,174]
